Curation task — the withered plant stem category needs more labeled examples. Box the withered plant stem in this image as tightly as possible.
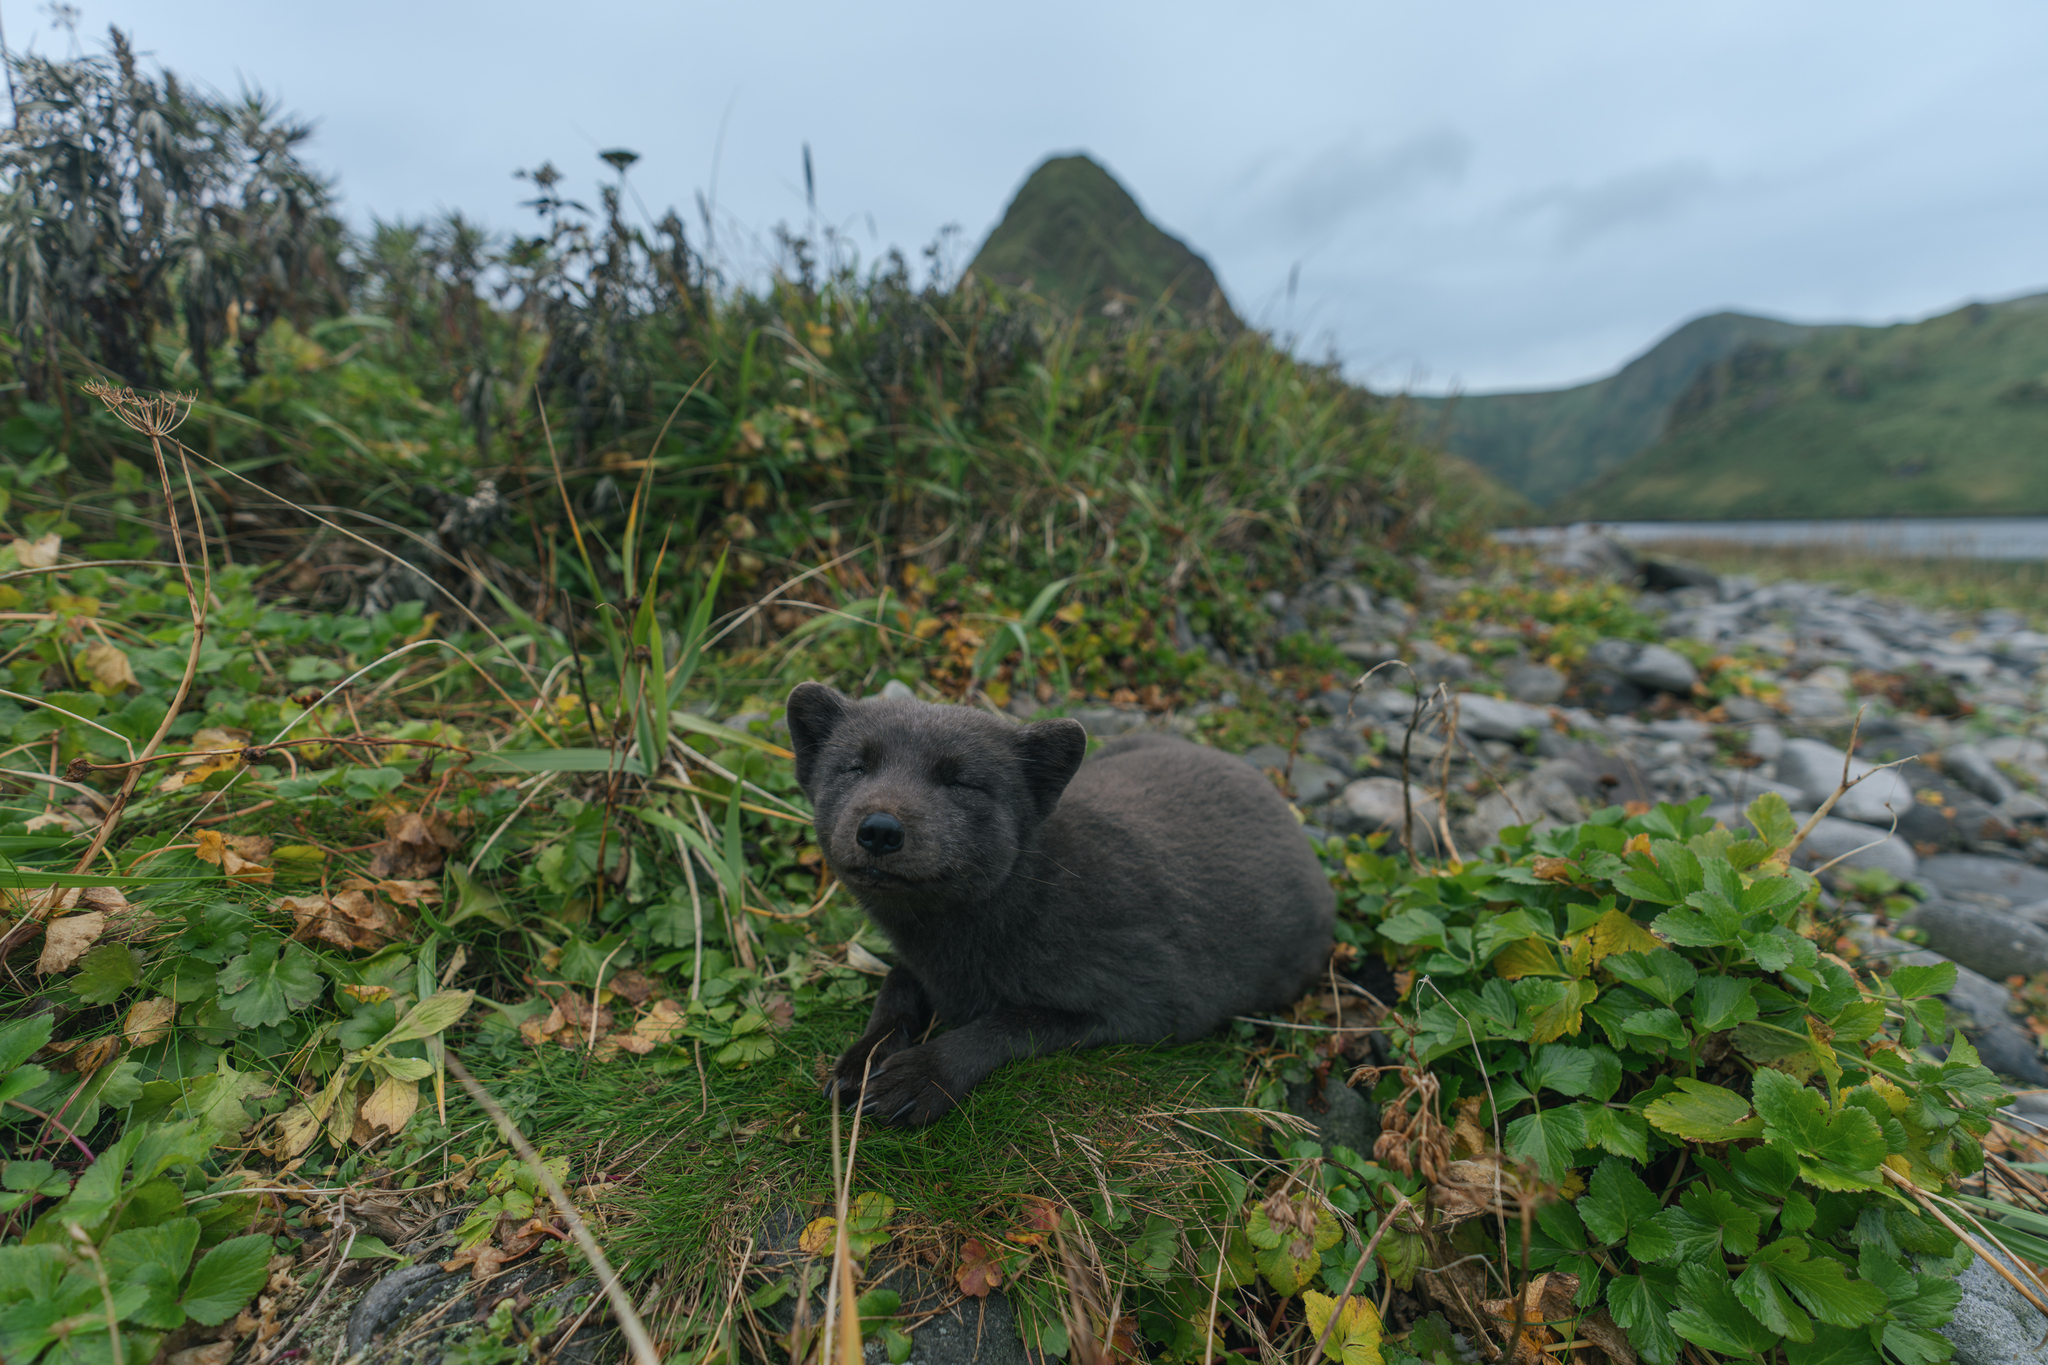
[444,1050,659,1365]
[73,383,210,875]
[1304,1194,1413,1365]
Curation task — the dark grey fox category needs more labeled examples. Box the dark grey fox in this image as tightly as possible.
[785,682,1335,1125]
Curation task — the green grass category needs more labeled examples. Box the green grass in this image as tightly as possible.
[460,1003,1252,1357]
[1555,294,2048,519]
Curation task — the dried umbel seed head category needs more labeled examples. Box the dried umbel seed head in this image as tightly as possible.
[1260,1191,1322,1262]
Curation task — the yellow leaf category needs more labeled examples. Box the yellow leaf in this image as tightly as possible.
[1585,908,1663,964]
[123,996,177,1047]
[1623,832,1654,860]
[1491,937,1565,980]
[49,594,99,618]
[79,641,137,691]
[1527,978,1600,1045]
[273,1102,325,1159]
[358,1072,420,1138]
[799,1215,838,1255]
[1530,856,1577,882]
[1301,1291,1384,1365]
[341,983,393,1005]
[10,533,60,568]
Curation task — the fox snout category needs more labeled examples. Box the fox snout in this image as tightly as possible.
[856,811,905,854]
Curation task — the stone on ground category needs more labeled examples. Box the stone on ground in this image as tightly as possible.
[1775,738,1915,826]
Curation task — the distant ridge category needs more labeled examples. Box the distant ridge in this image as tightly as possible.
[1552,293,2048,520]
[968,154,1238,326]
[1410,312,1825,506]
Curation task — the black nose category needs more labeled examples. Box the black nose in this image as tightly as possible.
[857,812,904,855]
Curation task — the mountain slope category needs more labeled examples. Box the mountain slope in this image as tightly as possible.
[968,154,1238,325]
[1411,312,1825,506]
[1552,295,2048,520]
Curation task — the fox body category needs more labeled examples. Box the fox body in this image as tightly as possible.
[785,682,1335,1125]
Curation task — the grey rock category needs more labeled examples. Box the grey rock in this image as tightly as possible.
[1784,684,1852,721]
[1338,639,1402,667]
[1946,744,2019,806]
[1300,725,1365,771]
[1240,743,1292,770]
[1918,855,2048,907]
[881,679,917,701]
[1289,759,1347,806]
[1502,662,1567,705]
[1067,705,1145,737]
[1792,817,1919,881]
[1577,668,1650,716]
[1461,759,1593,852]
[346,1265,446,1357]
[1983,736,2048,768]
[1645,718,1710,743]
[1452,693,1550,741]
[1717,772,1809,809]
[1331,778,1443,853]
[2006,792,2048,823]
[1846,926,2048,1085]
[1721,695,1781,722]
[1285,1073,1381,1160]
[865,1292,1029,1365]
[1775,738,1915,826]
[1542,529,1639,582]
[1903,901,2048,980]
[1625,643,1699,695]
[1640,557,1721,593]
[1945,1247,2048,1365]
[1745,723,1786,762]
[1585,638,1641,671]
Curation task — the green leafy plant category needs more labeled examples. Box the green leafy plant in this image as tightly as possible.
[1327,792,2012,1364]
[0,1015,270,1365]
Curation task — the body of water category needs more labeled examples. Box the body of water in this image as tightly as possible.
[1495,517,2048,560]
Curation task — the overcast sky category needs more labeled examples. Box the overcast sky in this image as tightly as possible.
[23,0,2048,393]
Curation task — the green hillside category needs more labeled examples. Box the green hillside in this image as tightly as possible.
[1411,311,1823,506]
[968,154,1239,324]
[1553,294,2048,519]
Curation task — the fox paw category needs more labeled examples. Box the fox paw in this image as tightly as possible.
[830,1044,962,1126]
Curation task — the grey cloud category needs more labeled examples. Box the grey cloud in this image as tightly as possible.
[1508,159,1717,251]
[1249,128,1473,239]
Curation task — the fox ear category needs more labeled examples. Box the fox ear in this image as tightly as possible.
[784,682,850,792]
[1014,717,1086,821]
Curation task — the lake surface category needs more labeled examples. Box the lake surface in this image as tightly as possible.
[1495,517,2048,561]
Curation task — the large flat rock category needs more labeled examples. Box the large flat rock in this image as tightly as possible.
[1917,854,2048,906]
[1903,901,2048,981]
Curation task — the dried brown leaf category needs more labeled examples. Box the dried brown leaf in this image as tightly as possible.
[79,641,138,692]
[283,890,407,952]
[607,968,656,1004]
[632,999,687,1046]
[167,1342,236,1365]
[367,809,458,880]
[123,997,177,1048]
[11,534,60,568]
[338,874,441,907]
[38,912,105,973]
[68,1035,120,1073]
[956,1237,1006,1297]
